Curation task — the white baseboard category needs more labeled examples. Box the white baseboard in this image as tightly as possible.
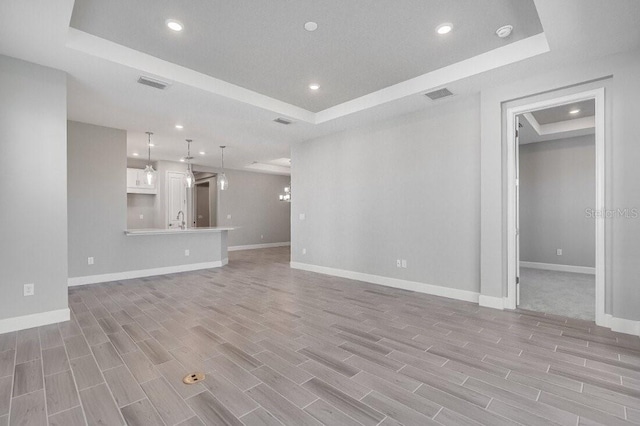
[290,262,479,303]
[228,242,290,252]
[602,314,640,337]
[0,308,70,334]
[478,295,508,310]
[520,261,595,275]
[68,260,225,286]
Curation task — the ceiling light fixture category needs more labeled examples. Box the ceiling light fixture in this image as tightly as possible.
[166,19,184,32]
[199,151,206,155]
[304,21,318,32]
[496,25,513,38]
[143,132,157,186]
[179,158,185,162]
[184,139,195,188]
[218,146,229,191]
[309,84,320,91]
[570,109,581,114]
[436,23,453,35]
[132,153,139,156]
[175,124,184,129]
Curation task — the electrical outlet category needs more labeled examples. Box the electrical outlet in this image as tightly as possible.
[302,248,307,255]
[23,283,34,296]
[557,249,563,256]
[299,213,306,221]
[139,214,144,219]
[401,259,407,268]
[396,259,401,268]
[88,257,94,265]
[227,214,232,219]
[185,249,190,256]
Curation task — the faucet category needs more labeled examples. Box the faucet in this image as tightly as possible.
[177,211,185,230]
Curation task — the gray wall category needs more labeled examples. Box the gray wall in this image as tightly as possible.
[292,95,480,294]
[215,169,291,247]
[127,193,156,229]
[0,55,68,320]
[480,49,640,321]
[519,135,596,267]
[68,121,224,279]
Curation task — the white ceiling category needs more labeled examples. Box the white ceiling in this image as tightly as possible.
[519,99,596,144]
[69,0,543,113]
[1,1,640,174]
[531,99,596,125]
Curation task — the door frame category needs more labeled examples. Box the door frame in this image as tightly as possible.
[505,88,605,326]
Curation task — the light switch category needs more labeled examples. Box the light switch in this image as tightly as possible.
[139,214,144,219]
[299,213,306,221]
[227,214,232,219]
[556,249,562,256]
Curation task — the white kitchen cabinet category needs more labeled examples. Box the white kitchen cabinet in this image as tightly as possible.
[127,168,157,194]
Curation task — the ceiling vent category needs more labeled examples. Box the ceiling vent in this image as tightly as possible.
[137,76,170,90]
[273,117,293,125]
[425,88,453,100]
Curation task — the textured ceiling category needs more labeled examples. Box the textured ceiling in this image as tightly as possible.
[70,0,543,112]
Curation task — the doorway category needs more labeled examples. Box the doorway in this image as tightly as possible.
[506,88,605,325]
[516,100,596,320]
[195,181,210,227]
[193,172,218,228]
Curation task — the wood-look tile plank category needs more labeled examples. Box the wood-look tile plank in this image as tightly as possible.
[240,406,284,426]
[252,365,317,408]
[92,341,123,370]
[0,351,15,378]
[363,390,440,425]
[48,406,86,426]
[80,382,125,425]
[0,377,10,417]
[70,354,104,390]
[185,391,243,426]
[198,373,258,417]
[12,359,43,397]
[303,378,384,425]
[42,345,69,376]
[120,398,165,426]
[141,377,194,425]
[103,365,146,407]
[136,339,172,365]
[63,335,91,360]
[121,350,159,384]
[9,389,46,426]
[44,370,80,415]
[246,384,322,426]
[108,331,138,355]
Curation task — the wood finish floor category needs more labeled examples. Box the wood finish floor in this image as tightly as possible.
[1,247,639,425]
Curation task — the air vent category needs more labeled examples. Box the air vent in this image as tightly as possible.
[137,76,170,90]
[425,88,453,100]
[273,117,293,125]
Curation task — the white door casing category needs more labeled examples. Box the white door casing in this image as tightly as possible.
[166,171,187,229]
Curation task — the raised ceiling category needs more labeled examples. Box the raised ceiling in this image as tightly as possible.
[70,0,543,113]
[531,99,596,124]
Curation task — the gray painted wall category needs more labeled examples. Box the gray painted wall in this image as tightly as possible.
[127,193,156,229]
[519,135,595,267]
[480,48,640,321]
[0,55,68,319]
[68,121,225,279]
[292,95,481,294]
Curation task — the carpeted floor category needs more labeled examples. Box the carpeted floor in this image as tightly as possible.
[518,267,595,321]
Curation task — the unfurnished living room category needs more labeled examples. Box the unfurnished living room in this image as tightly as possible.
[1,1,640,425]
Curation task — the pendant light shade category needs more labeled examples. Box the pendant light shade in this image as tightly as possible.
[144,132,156,186]
[184,139,195,188]
[218,146,228,191]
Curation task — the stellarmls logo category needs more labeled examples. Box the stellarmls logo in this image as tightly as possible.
[585,208,639,219]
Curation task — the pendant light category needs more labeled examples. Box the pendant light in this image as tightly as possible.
[143,132,156,186]
[279,184,291,202]
[218,146,228,191]
[184,139,195,188]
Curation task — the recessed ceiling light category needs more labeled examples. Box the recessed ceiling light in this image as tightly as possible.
[570,109,581,114]
[175,124,184,129]
[436,23,453,35]
[309,84,320,91]
[304,21,318,32]
[148,143,155,147]
[179,158,185,162]
[496,25,513,38]
[166,19,183,32]
[199,151,206,155]
[132,153,139,156]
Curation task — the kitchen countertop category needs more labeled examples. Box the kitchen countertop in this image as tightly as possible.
[124,227,234,236]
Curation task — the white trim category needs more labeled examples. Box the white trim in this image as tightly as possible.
[228,242,291,252]
[520,261,595,275]
[478,295,507,310]
[505,88,606,328]
[602,314,640,337]
[290,262,479,303]
[68,261,224,286]
[0,308,70,334]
